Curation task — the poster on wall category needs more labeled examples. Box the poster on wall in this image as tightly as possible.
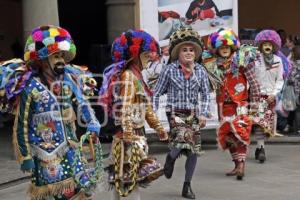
[140,0,238,46]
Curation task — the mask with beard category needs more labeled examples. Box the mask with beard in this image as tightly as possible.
[48,52,66,75]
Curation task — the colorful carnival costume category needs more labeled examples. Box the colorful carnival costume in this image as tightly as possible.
[0,25,103,200]
[252,30,285,163]
[99,30,168,199]
[203,28,260,180]
[153,28,211,199]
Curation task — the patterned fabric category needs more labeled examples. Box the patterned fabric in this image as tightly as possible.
[202,45,259,94]
[107,67,165,197]
[216,67,249,104]
[24,25,76,63]
[13,75,100,200]
[217,103,253,151]
[207,28,240,51]
[288,62,300,95]
[204,52,260,104]
[153,60,211,117]
[99,30,160,115]
[0,61,96,115]
[166,110,202,156]
[112,69,164,135]
[227,133,248,162]
[108,129,163,186]
[252,95,276,136]
[243,63,261,104]
[255,29,281,52]
[100,29,164,197]
[111,29,159,63]
[0,59,32,113]
[214,58,255,152]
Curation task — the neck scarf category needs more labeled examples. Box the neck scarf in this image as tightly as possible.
[217,54,234,70]
[180,63,194,80]
[263,53,274,69]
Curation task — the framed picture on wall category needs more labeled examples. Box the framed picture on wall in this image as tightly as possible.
[139,0,238,47]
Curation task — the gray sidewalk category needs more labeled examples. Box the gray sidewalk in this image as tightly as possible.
[0,124,300,189]
[1,145,300,200]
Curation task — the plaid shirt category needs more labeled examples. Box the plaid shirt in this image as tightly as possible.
[153,60,211,117]
[244,63,261,103]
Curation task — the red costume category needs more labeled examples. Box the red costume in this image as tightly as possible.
[204,29,260,180]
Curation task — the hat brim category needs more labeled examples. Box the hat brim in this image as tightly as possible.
[48,50,75,63]
[26,50,75,63]
[170,41,202,62]
[211,45,238,54]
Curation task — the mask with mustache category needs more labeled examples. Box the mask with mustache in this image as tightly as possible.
[52,62,65,75]
[48,52,66,75]
[261,42,273,55]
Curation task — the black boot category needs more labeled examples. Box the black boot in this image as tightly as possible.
[226,160,238,176]
[182,182,195,199]
[258,146,266,163]
[236,161,245,181]
[255,148,260,160]
[164,154,176,179]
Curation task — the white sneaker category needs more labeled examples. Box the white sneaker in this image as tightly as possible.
[274,132,284,137]
[283,125,290,132]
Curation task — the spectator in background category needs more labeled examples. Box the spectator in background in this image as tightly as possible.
[276,34,300,134]
[277,29,289,56]
[286,34,300,60]
[285,45,300,134]
[161,45,170,65]
[142,44,170,91]
[142,51,165,91]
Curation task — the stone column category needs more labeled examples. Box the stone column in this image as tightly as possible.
[106,0,139,43]
[22,0,59,42]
